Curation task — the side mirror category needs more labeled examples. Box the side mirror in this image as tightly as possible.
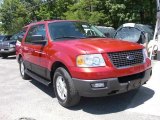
[31,35,47,45]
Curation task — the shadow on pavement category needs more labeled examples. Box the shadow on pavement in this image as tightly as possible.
[30,80,55,98]
[70,86,154,114]
[2,56,16,59]
[29,79,154,115]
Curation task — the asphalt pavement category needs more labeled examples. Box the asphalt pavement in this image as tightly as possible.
[0,56,160,120]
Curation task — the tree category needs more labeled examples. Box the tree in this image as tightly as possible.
[35,0,74,20]
[64,0,156,28]
[0,0,29,34]
[0,0,42,34]
[103,0,156,28]
[64,0,105,25]
[0,0,157,33]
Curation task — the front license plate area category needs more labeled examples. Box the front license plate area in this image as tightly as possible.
[128,79,141,90]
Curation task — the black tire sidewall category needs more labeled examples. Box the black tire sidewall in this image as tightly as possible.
[53,67,80,107]
[2,54,8,59]
[19,58,25,78]
[19,58,29,80]
[54,71,68,103]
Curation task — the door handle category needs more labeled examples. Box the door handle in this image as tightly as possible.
[34,50,46,55]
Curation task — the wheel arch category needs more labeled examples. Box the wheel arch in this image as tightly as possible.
[50,61,72,82]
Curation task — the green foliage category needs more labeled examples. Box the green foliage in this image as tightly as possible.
[65,0,156,28]
[35,0,74,20]
[64,0,105,25]
[0,0,157,34]
[0,0,31,34]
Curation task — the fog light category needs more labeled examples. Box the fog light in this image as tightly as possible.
[91,83,105,88]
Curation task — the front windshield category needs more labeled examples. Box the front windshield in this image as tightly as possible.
[48,21,105,41]
[9,34,18,41]
[115,27,141,42]
[3,36,12,41]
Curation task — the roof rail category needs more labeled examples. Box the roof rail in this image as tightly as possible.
[42,18,62,21]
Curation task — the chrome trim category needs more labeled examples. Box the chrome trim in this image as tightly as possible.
[115,62,145,69]
[107,49,144,69]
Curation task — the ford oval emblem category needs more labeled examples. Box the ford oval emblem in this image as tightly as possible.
[127,55,135,60]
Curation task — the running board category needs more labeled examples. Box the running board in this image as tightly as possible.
[25,70,51,86]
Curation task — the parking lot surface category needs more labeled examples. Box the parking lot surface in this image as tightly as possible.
[0,56,160,120]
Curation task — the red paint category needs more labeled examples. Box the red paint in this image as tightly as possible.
[16,20,151,80]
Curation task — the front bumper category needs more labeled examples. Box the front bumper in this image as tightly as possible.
[72,68,152,97]
[0,48,16,55]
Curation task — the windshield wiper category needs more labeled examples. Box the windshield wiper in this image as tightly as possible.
[54,36,84,40]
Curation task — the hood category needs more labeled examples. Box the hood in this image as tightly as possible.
[0,41,9,49]
[57,38,144,54]
[1,40,16,44]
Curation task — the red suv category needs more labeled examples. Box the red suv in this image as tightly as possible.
[16,20,152,107]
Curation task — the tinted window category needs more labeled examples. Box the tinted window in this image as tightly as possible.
[115,27,142,43]
[48,21,105,41]
[96,26,115,38]
[0,36,4,41]
[25,24,46,43]
[3,36,12,41]
[10,34,18,41]
[17,28,28,42]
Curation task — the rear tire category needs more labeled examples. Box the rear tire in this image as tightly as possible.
[53,67,80,107]
[19,57,30,80]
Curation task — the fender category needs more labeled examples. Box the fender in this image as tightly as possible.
[49,51,75,71]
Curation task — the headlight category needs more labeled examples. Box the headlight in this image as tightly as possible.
[9,44,15,48]
[76,54,106,67]
[143,48,148,61]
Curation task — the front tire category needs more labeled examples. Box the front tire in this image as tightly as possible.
[2,54,8,59]
[19,58,30,80]
[53,67,80,107]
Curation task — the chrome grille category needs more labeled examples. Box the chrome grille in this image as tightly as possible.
[0,43,9,49]
[108,49,144,68]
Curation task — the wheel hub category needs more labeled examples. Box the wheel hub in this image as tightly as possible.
[56,76,67,100]
[20,61,25,76]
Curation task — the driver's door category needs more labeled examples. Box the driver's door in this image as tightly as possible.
[25,24,48,78]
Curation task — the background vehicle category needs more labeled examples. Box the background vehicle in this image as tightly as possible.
[147,38,160,60]
[96,26,115,38]
[17,20,152,108]
[16,28,28,56]
[114,23,158,59]
[0,31,24,58]
[114,23,154,45]
[0,35,12,58]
